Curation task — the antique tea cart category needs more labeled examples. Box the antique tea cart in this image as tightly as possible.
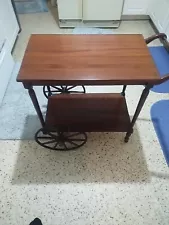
[17,33,169,151]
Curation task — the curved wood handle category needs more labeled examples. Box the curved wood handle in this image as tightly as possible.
[156,74,169,85]
[145,33,167,44]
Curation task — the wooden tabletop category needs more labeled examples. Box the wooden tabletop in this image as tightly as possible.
[17,34,160,86]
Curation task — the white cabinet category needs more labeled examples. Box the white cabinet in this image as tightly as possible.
[0,0,19,52]
[0,0,18,105]
[148,0,169,33]
[57,0,124,21]
[83,0,124,20]
[123,0,150,15]
[57,0,82,19]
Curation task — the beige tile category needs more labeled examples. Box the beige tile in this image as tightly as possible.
[0,139,168,225]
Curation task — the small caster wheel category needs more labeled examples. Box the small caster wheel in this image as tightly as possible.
[43,85,86,99]
[35,128,87,151]
[124,136,129,143]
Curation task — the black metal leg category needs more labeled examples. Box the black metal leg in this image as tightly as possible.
[125,85,152,142]
[28,87,45,128]
[121,85,127,96]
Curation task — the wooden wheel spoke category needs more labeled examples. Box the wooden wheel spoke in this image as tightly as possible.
[69,91,84,93]
[67,140,79,147]
[66,85,76,91]
[52,87,62,91]
[49,132,59,138]
[43,139,57,145]
[38,136,52,139]
[62,141,68,149]
[61,86,69,91]
[66,132,81,138]
[44,91,52,96]
[53,142,59,149]
[50,90,63,93]
[68,138,86,142]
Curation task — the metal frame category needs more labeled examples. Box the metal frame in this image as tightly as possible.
[43,85,86,98]
[26,83,152,149]
[35,128,87,151]
[25,84,87,151]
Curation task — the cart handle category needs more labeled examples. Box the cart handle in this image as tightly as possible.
[145,33,169,85]
[155,73,169,85]
[145,33,167,44]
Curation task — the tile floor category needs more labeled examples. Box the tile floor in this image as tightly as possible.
[0,3,169,225]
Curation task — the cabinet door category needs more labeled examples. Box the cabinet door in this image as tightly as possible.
[57,0,82,19]
[83,0,124,20]
[0,0,19,52]
[148,0,169,32]
[123,0,150,15]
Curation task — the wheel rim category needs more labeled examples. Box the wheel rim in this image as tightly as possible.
[35,128,87,151]
[43,85,86,99]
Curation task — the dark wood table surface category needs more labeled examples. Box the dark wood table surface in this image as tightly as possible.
[17,34,160,86]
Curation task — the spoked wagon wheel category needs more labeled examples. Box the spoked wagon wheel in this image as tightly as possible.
[43,85,86,99]
[35,128,87,151]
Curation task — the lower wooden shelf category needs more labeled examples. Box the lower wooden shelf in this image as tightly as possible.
[45,93,131,132]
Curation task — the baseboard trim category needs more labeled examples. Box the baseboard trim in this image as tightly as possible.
[59,15,151,28]
[59,20,120,28]
[121,15,150,20]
